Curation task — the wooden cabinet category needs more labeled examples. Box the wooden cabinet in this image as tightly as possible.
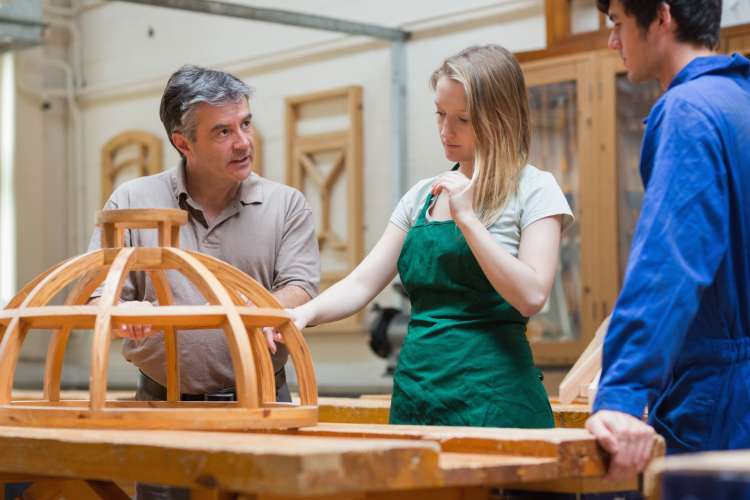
[522,25,750,366]
[523,54,600,366]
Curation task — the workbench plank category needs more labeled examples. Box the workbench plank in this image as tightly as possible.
[0,426,442,496]
[311,397,591,429]
[291,422,641,477]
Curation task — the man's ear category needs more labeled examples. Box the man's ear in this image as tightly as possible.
[656,1,673,31]
[171,132,192,159]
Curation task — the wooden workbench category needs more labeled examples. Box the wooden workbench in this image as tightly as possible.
[0,422,660,499]
[1,391,633,499]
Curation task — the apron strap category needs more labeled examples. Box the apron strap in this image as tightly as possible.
[415,164,460,225]
[415,192,434,225]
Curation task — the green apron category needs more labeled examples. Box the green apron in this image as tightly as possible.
[390,184,554,428]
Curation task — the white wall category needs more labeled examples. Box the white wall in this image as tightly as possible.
[723,0,750,27]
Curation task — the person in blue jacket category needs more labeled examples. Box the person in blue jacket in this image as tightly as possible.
[587,0,750,479]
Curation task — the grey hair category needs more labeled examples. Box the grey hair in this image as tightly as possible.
[159,64,253,151]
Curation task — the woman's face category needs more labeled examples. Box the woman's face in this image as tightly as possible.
[434,76,475,165]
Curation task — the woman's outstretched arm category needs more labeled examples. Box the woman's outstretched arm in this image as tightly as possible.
[290,223,406,329]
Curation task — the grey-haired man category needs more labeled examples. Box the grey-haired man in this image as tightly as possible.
[88,65,320,499]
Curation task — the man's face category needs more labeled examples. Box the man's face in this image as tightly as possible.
[607,0,660,83]
[175,99,255,184]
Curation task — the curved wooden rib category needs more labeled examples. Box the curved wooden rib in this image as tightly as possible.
[26,251,106,309]
[188,253,279,403]
[218,280,275,403]
[162,248,259,409]
[148,269,180,402]
[90,248,137,411]
[4,258,71,310]
[0,251,105,404]
[189,251,317,406]
[44,268,110,402]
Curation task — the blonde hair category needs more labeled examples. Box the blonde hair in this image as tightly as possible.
[430,45,530,225]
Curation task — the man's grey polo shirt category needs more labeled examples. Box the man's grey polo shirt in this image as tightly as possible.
[88,165,320,394]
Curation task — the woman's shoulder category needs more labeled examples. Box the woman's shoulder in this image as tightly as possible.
[518,163,554,185]
[517,164,564,197]
[515,164,574,230]
[399,175,438,205]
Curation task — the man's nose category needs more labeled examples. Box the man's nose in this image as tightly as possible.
[234,130,251,149]
[608,30,620,51]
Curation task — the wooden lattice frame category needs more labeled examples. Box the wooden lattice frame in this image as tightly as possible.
[285,87,364,290]
[0,209,317,430]
[101,131,163,207]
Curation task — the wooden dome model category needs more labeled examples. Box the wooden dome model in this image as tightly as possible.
[0,209,317,430]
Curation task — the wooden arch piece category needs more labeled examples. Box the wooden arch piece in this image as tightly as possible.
[101,131,163,207]
[0,209,318,430]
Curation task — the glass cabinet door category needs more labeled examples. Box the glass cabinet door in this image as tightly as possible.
[522,54,598,365]
[614,74,660,279]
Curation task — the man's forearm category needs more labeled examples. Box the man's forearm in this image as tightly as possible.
[272,285,312,308]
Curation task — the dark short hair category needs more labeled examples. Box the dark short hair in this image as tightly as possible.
[159,65,252,153]
[596,0,722,49]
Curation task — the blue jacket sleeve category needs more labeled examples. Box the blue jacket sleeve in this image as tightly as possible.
[592,98,729,417]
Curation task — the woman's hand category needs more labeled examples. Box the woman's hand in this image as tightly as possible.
[288,304,314,332]
[431,170,477,224]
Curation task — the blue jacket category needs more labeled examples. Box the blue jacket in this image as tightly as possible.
[593,54,750,454]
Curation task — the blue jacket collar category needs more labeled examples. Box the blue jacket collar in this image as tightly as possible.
[668,53,750,91]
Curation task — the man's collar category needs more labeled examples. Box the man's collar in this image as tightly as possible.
[170,160,263,205]
[238,173,264,205]
[668,53,750,92]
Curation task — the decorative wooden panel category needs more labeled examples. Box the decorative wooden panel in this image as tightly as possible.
[251,125,264,177]
[285,87,363,331]
[100,131,162,207]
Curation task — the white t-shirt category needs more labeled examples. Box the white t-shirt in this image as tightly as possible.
[389,164,574,257]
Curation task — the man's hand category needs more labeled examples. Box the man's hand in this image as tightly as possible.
[262,327,283,354]
[586,409,657,481]
[115,300,155,340]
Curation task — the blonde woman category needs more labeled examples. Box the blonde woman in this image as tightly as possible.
[290,45,573,428]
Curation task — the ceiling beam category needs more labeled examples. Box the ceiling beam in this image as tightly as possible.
[113,0,411,42]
